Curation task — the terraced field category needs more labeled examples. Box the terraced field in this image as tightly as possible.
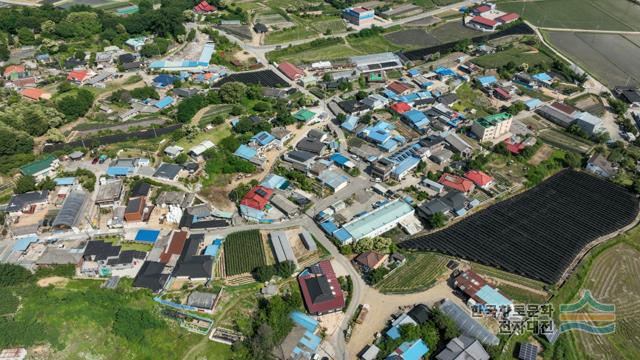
[376,252,449,294]
[572,244,640,359]
[223,230,267,276]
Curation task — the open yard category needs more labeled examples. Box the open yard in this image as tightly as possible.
[175,123,231,150]
[545,31,640,88]
[499,0,640,31]
[223,230,267,276]
[376,252,449,294]
[402,170,640,284]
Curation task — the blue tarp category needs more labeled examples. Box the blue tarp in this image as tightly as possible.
[154,96,174,109]
[477,75,497,86]
[135,229,160,243]
[435,67,455,76]
[533,72,552,82]
[203,239,222,257]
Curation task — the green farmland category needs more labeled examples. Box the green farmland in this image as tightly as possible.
[223,230,267,276]
[498,0,640,31]
[376,252,449,294]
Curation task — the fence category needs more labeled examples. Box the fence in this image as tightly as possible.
[42,124,183,153]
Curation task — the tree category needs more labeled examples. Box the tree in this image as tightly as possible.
[562,152,582,169]
[0,42,9,61]
[174,152,188,164]
[253,101,270,112]
[0,128,33,156]
[0,263,33,287]
[356,90,368,100]
[186,28,196,42]
[253,265,275,282]
[431,308,461,340]
[112,308,163,343]
[428,212,447,229]
[15,175,36,194]
[17,27,35,45]
[38,176,56,191]
[275,260,295,278]
[219,82,247,103]
[56,89,94,120]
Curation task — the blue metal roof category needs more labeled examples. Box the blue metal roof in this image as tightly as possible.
[525,98,542,108]
[13,234,38,252]
[477,75,497,86]
[329,153,350,166]
[403,109,427,123]
[386,325,401,340]
[333,228,353,244]
[203,241,221,257]
[251,131,275,146]
[392,156,420,177]
[153,74,176,86]
[386,339,429,360]
[341,115,359,132]
[435,67,455,76]
[154,96,174,109]
[476,285,513,307]
[318,170,349,190]
[199,43,215,66]
[107,166,133,177]
[54,177,76,186]
[135,229,160,243]
[261,174,289,190]
[533,72,552,82]
[319,221,339,235]
[291,311,319,332]
[407,69,420,76]
[234,144,257,161]
[379,139,399,152]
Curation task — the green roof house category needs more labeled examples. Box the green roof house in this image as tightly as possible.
[20,155,58,180]
[294,109,317,122]
[368,72,384,82]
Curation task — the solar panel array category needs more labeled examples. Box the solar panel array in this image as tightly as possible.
[401,170,639,284]
[518,343,538,360]
[214,70,288,87]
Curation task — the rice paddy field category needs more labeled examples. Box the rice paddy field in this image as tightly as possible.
[376,252,449,294]
[545,31,640,88]
[471,44,554,69]
[498,0,640,31]
[384,21,481,48]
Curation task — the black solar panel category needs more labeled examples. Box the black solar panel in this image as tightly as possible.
[518,343,538,360]
[380,61,399,68]
[215,70,288,87]
[367,64,381,70]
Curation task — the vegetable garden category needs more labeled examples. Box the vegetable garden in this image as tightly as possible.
[376,252,448,294]
[223,230,267,276]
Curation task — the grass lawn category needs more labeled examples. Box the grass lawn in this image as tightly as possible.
[472,45,554,69]
[454,82,493,118]
[175,124,231,150]
[376,252,449,294]
[498,0,640,31]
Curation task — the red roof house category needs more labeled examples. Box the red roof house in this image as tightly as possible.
[298,260,345,315]
[240,185,273,210]
[496,12,520,24]
[469,16,497,30]
[389,102,411,114]
[473,5,492,15]
[20,88,50,101]
[493,87,511,100]
[387,81,411,95]
[464,170,495,189]
[4,64,25,78]
[67,69,90,83]
[504,138,525,154]
[194,1,216,13]
[438,173,475,193]
[11,77,36,88]
[159,230,188,264]
[278,61,304,81]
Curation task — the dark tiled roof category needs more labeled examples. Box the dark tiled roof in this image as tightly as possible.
[6,190,49,213]
[133,261,168,292]
[106,250,146,265]
[83,240,121,261]
[172,234,213,279]
[130,182,151,197]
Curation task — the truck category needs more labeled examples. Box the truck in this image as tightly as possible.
[355,304,370,324]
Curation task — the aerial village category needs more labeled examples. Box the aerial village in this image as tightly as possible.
[0,1,639,360]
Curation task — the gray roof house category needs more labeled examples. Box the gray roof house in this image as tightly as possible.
[417,191,467,218]
[153,163,183,181]
[586,153,618,179]
[6,190,49,214]
[436,335,490,360]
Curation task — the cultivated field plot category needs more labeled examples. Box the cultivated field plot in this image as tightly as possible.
[499,0,640,31]
[472,45,553,69]
[573,244,640,359]
[223,230,267,276]
[384,29,441,48]
[401,170,639,284]
[546,31,640,88]
[214,70,288,87]
[538,128,593,154]
[376,252,449,294]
